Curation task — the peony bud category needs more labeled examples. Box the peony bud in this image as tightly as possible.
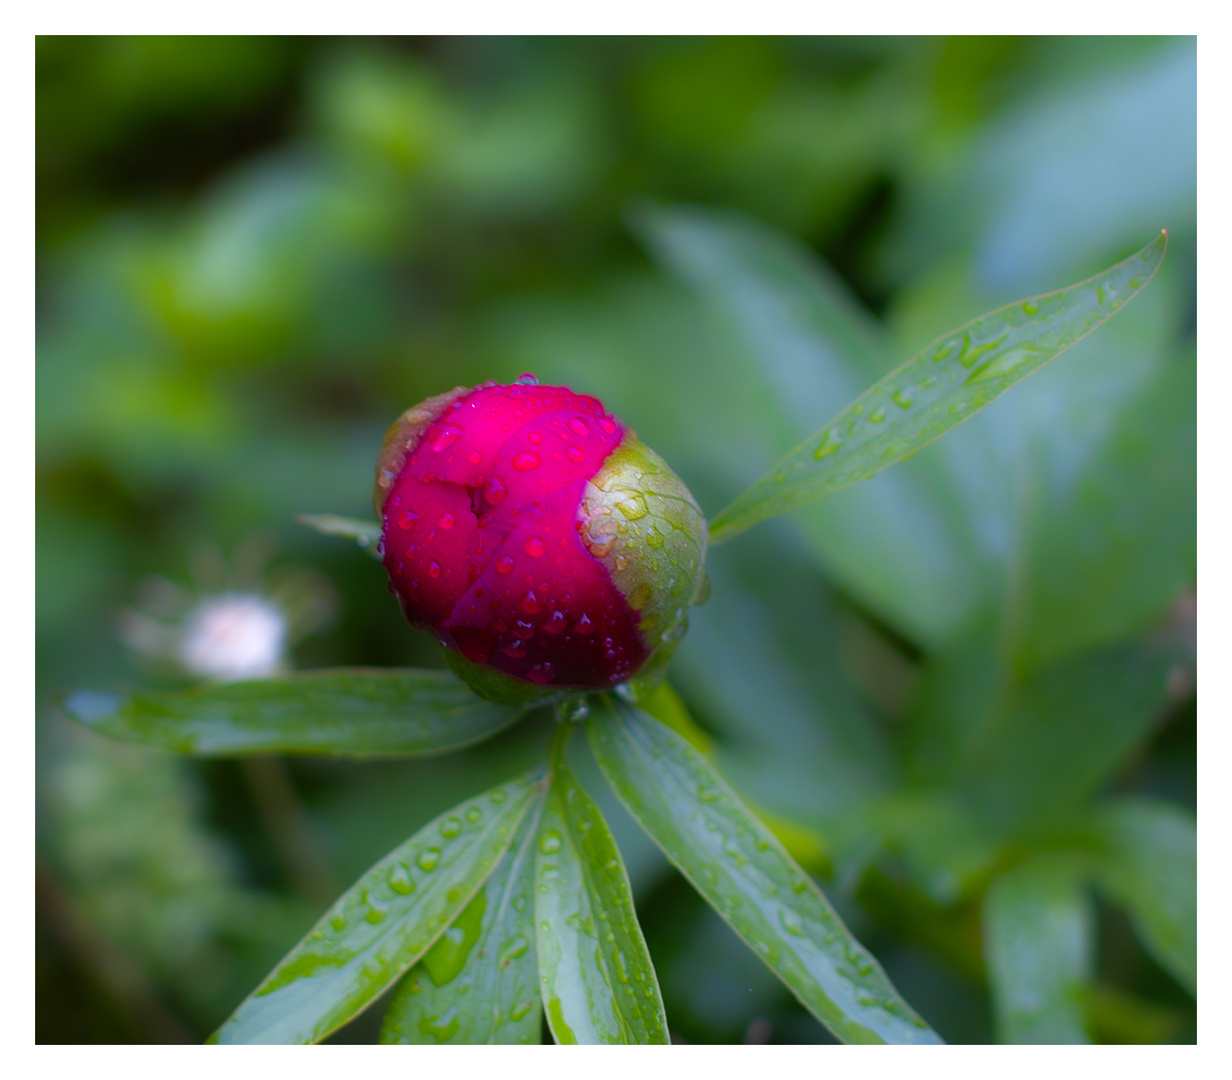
[375,377,707,701]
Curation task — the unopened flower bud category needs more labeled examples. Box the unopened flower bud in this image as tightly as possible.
[375,378,707,700]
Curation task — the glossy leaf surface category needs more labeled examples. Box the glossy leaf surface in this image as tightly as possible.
[706,232,1167,543]
[211,769,543,1043]
[983,858,1093,1044]
[62,668,531,757]
[1087,798,1196,996]
[535,730,668,1044]
[380,795,546,1044]
[587,698,940,1044]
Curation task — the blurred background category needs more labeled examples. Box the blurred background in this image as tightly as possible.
[36,36,1196,1044]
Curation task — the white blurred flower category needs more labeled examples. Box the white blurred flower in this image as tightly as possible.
[118,537,337,682]
[179,594,288,680]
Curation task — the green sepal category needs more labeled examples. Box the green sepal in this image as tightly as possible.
[443,647,563,708]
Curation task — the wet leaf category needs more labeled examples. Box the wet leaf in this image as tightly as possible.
[706,232,1168,543]
[380,794,546,1044]
[635,203,985,648]
[983,858,1093,1044]
[586,697,941,1045]
[1087,798,1195,996]
[535,728,668,1045]
[61,668,531,758]
[210,769,544,1043]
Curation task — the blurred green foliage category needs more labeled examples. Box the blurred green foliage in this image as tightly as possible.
[37,36,1195,1044]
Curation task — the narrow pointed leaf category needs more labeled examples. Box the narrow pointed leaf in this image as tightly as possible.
[296,513,383,559]
[983,858,1093,1044]
[61,668,531,757]
[1087,798,1195,996]
[380,795,546,1044]
[586,698,940,1045]
[210,769,544,1043]
[535,730,668,1045]
[707,232,1168,543]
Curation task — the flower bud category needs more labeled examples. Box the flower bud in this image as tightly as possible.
[375,378,707,700]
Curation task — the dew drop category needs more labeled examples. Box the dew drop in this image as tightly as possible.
[484,477,507,505]
[869,407,886,424]
[417,848,441,872]
[568,418,590,437]
[574,613,594,635]
[780,910,805,936]
[500,934,531,966]
[627,582,652,610]
[398,509,419,529]
[490,788,507,803]
[496,555,515,574]
[525,536,546,557]
[891,389,913,409]
[616,493,648,520]
[545,609,567,634]
[439,512,455,530]
[330,914,347,932]
[427,561,441,579]
[431,425,464,453]
[520,589,541,614]
[512,452,541,471]
[440,816,462,838]
[598,417,615,435]
[502,639,527,659]
[528,662,555,684]
[566,445,584,463]
[515,373,539,385]
[539,829,562,854]
[388,865,416,895]
[1022,300,1040,315]
[468,449,482,464]
[813,430,841,460]
[514,620,535,640]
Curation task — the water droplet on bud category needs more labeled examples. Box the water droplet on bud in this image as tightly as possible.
[528,661,555,684]
[496,555,515,574]
[431,425,464,452]
[515,373,539,385]
[525,536,545,557]
[512,452,541,471]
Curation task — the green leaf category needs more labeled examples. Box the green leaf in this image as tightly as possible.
[706,231,1168,544]
[983,858,1093,1044]
[586,697,940,1045]
[1013,339,1195,667]
[535,727,668,1045]
[1086,798,1195,996]
[954,641,1176,836]
[296,513,383,559]
[379,794,546,1043]
[61,668,531,758]
[636,203,986,649]
[210,769,545,1044]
